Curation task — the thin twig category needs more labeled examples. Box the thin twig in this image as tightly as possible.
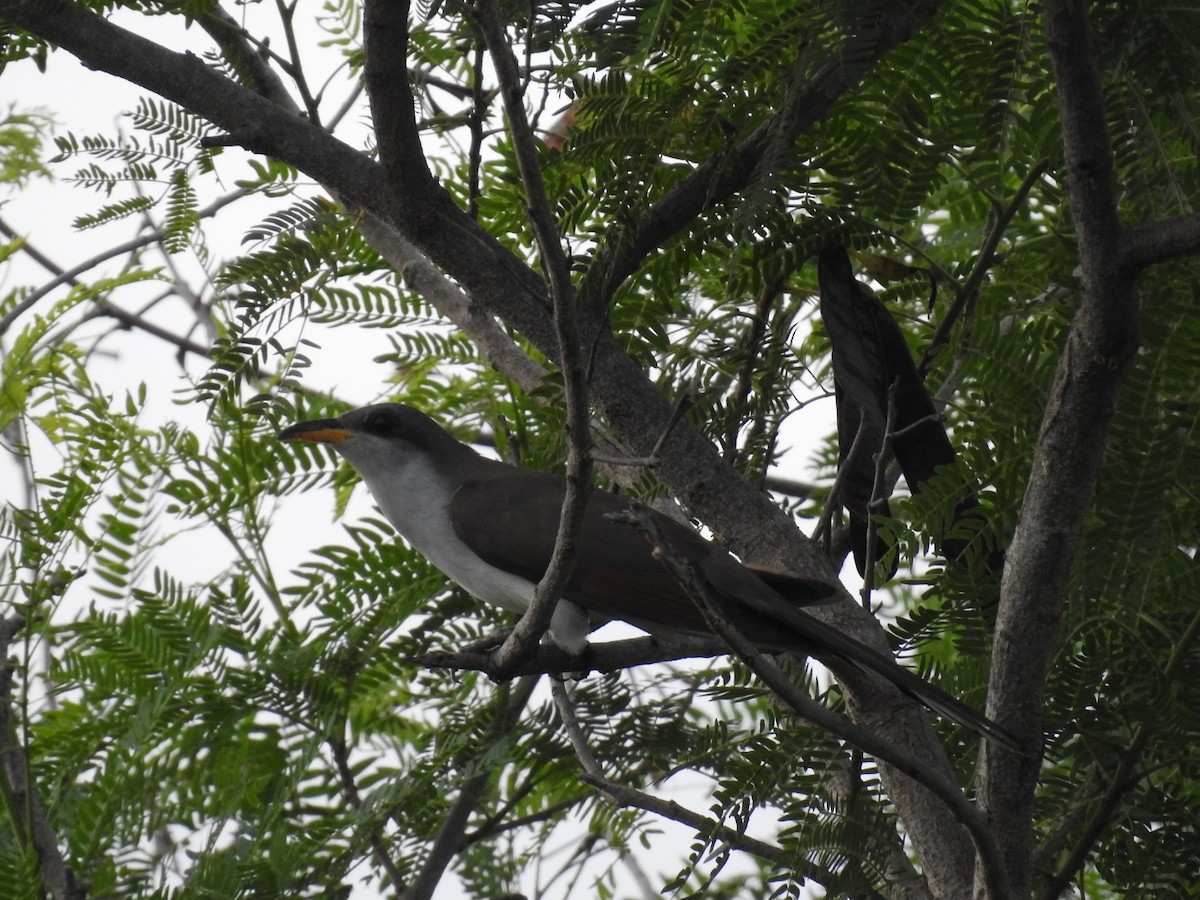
[861,380,901,606]
[467,40,486,220]
[473,0,592,672]
[919,159,1049,376]
[273,0,320,120]
[723,278,782,462]
[1030,768,1105,874]
[464,796,585,847]
[200,2,300,112]
[812,408,870,549]
[578,4,942,312]
[402,676,539,900]
[550,679,604,778]
[0,615,84,900]
[588,379,697,469]
[551,675,791,877]
[414,634,726,678]
[621,852,662,900]
[0,199,234,343]
[1037,602,1200,900]
[328,736,408,893]
[579,772,786,864]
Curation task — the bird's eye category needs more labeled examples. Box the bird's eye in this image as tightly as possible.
[365,412,398,436]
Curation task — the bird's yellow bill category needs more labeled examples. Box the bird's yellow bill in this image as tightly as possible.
[278,420,352,444]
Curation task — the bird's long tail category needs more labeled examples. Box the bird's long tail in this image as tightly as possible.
[794,609,1020,752]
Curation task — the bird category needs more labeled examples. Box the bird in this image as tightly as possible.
[279,402,1014,748]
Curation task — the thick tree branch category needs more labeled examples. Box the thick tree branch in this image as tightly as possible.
[355,213,548,392]
[579,0,945,313]
[360,0,434,208]
[1121,210,1200,272]
[979,2,1142,895]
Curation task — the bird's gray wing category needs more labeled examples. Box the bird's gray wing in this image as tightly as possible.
[448,469,1018,750]
[447,469,832,643]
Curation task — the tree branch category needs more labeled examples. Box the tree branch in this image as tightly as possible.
[578,0,945,313]
[354,212,548,392]
[550,679,791,867]
[199,2,300,112]
[413,634,726,678]
[197,0,551,393]
[0,204,230,352]
[472,0,593,671]
[401,676,539,900]
[614,505,1013,899]
[0,615,84,900]
[579,771,790,865]
[919,158,1050,376]
[464,795,585,847]
[979,3,1142,895]
[1121,210,1200,272]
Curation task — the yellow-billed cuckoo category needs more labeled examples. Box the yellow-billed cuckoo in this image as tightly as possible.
[280,403,1011,747]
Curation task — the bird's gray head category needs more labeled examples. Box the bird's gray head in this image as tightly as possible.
[278,403,475,486]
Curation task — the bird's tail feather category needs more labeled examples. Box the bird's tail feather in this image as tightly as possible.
[745,602,1020,752]
[807,614,1020,752]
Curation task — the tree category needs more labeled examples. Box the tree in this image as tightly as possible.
[2,0,1199,897]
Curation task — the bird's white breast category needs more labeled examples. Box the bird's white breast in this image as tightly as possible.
[352,451,591,652]
[356,454,534,611]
